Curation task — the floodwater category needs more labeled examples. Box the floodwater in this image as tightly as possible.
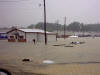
[0,37,100,75]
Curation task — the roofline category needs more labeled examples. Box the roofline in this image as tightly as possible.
[7,28,17,34]
[7,28,56,35]
[25,32,56,35]
[7,28,26,34]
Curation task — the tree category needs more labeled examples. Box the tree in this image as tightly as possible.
[67,21,81,31]
[27,24,35,29]
[35,22,63,32]
[35,22,44,30]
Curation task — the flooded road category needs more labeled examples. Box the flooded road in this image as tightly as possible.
[0,37,100,75]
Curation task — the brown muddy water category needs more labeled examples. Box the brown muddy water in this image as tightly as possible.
[0,37,100,75]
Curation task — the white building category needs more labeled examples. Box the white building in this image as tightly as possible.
[7,28,57,42]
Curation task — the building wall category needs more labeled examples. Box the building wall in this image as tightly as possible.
[7,30,56,42]
[47,34,56,42]
[37,33,45,42]
[18,31,25,39]
[26,33,56,42]
[8,30,25,39]
[37,33,56,42]
[26,33,37,42]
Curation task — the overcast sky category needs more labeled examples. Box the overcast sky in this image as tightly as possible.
[0,0,100,27]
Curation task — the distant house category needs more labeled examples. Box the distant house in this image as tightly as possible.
[0,28,10,39]
[0,32,8,39]
[7,28,57,42]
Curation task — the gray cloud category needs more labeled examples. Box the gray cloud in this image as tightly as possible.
[0,0,100,27]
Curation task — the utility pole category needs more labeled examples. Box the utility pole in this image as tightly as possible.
[43,0,47,45]
[56,20,59,41]
[57,20,59,35]
[64,17,66,39]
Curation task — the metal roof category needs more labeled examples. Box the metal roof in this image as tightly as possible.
[7,28,56,35]
[19,29,55,34]
[19,29,45,33]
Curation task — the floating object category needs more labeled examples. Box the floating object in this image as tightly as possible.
[22,59,31,62]
[69,36,78,38]
[43,60,55,64]
[71,42,79,44]
[53,44,66,46]
[64,45,74,47]
[79,42,85,44]
[71,41,85,45]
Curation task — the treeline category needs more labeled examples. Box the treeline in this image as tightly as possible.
[27,22,63,32]
[27,22,100,32]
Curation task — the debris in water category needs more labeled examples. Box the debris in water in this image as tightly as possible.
[53,44,66,46]
[64,45,74,47]
[22,59,31,62]
[79,42,85,44]
[70,41,85,45]
[43,60,55,64]
[71,42,80,45]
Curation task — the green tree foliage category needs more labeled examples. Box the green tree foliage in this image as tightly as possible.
[67,22,81,31]
[84,24,100,32]
[67,22,100,32]
[27,24,35,29]
[35,22,63,32]
[27,22,100,32]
